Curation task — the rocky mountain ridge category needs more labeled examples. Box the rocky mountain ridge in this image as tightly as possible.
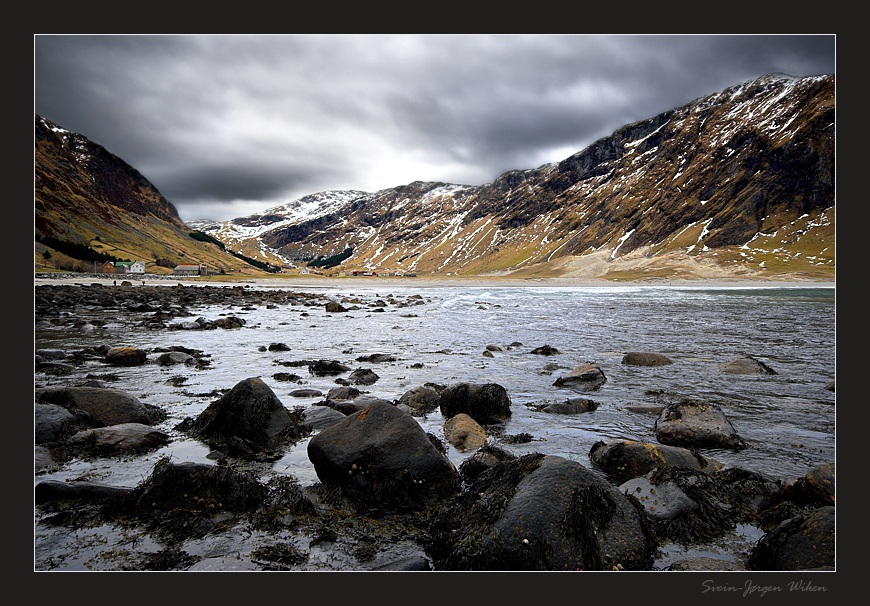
[192,72,834,281]
[37,72,835,281]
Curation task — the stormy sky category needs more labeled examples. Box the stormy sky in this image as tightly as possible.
[34,34,835,222]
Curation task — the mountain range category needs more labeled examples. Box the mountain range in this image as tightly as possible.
[35,72,835,281]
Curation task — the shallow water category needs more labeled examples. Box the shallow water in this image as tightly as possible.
[34,283,836,570]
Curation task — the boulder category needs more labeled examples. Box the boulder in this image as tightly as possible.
[307,399,460,512]
[428,454,655,571]
[529,397,598,415]
[589,439,721,484]
[443,413,487,452]
[780,462,835,507]
[552,363,607,391]
[347,368,379,385]
[309,360,351,376]
[35,402,83,443]
[66,423,171,456]
[104,346,148,366]
[654,400,747,450]
[747,506,835,571]
[721,355,777,375]
[396,385,441,416]
[34,386,167,427]
[176,377,308,457]
[530,345,560,356]
[622,352,673,366]
[439,383,511,423]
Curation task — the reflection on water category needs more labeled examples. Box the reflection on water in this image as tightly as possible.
[36,285,835,489]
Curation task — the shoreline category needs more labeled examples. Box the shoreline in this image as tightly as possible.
[34,272,836,290]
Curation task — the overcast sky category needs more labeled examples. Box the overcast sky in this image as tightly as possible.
[34,34,835,223]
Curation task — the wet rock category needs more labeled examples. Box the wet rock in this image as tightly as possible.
[127,458,270,539]
[552,363,607,391]
[309,360,351,376]
[347,368,379,385]
[177,377,309,457]
[214,316,245,329]
[35,479,132,505]
[301,405,347,431]
[428,454,655,571]
[326,386,362,400]
[781,462,835,506]
[35,386,167,427]
[104,346,148,366]
[325,301,348,313]
[747,505,835,571]
[66,423,171,456]
[458,442,517,482]
[35,402,84,443]
[589,439,721,484]
[443,413,487,452]
[35,445,56,472]
[356,353,397,363]
[721,355,777,375]
[396,385,441,416]
[156,351,197,366]
[654,400,747,450]
[622,352,673,366]
[439,382,512,423]
[307,399,461,513]
[530,345,560,356]
[288,388,323,398]
[529,397,598,414]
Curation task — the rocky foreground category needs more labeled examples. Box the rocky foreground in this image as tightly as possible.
[34,280,835,571]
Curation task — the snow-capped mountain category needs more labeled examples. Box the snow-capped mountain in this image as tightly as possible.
[189,73,834,280]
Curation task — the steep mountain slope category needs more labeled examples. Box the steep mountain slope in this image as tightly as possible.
[34,115,268,276]
[199,73,834,281]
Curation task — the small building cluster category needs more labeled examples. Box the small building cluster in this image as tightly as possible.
[99,260,145,274]
[172,264,209,276]
[97,261,210,276]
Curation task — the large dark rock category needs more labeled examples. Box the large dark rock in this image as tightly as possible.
[654,400,747,450]
[747,505,835,571]
[428,454,655,571]
[177,377,309,457]
[307,399,460,512]
[34,386,167,427]
[438,382,511,423]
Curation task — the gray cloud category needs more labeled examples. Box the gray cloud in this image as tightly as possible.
[34,34,835,222]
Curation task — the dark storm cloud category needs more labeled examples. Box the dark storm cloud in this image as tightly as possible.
[34,34,835,222]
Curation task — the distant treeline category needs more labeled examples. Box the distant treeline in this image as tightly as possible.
[37,235,129,264]
[308,248,353,269]
[189,231,281,273]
